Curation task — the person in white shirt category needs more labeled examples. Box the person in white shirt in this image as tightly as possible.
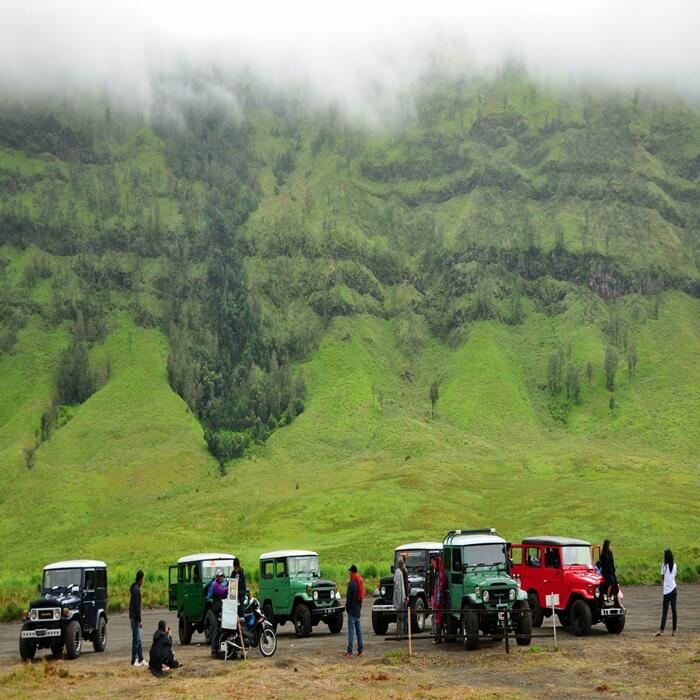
[653,549,677,637]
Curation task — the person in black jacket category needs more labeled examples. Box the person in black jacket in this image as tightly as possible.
[232,558,247,615]
[342,565,364,658]
[600,539,618,600]
[148,621,180,677]
[129,570,145,667]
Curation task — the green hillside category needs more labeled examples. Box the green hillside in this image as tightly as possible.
[1,70,699,613]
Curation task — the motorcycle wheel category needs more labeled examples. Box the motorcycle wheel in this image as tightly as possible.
[258,627,277,657]
[220,630,239,661]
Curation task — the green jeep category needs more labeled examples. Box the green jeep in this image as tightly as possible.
[168,552,235,644]
[258,550,344,637]
[443,529,531,650]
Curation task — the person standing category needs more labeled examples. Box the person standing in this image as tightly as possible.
[393,559,407,639]
[654,549,678,637]
[207,568,229,657]
[129,570,146,667]
[600,540,618,600]
[343,564,364,658]
[431,555,447,644]
[232,558,247,615]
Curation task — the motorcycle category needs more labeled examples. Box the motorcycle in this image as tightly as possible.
[218,597,277,660]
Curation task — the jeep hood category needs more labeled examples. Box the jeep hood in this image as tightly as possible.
[311,579,336,588]
[469,574,516,588]
[31,592,79,608]
[564,569,603,587]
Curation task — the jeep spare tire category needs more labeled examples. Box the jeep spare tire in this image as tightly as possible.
[527,592,544,627]
[178,613,193,645]
[65,620,82,659]
[293,604,312,637]
[570,599,593,636]
[92,615,107,652]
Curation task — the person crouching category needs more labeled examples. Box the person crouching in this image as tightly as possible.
[149,621,180,676]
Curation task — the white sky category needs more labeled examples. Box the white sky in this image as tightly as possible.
[1,0,699,111]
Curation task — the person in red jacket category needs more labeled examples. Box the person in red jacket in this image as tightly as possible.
[343,565,364,658]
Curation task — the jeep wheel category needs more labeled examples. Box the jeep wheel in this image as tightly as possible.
[327,613,343,634]
[557,612,569,626]
[50,639,63,657]
[461,606,479,651]
[604,614,625,634]
[293,604,312,638]
[65,620,82,659]
[92,616,107,652]
[527,592,544,628]
[371,609,389,635]
[19,630,36,661]
[570,599,592,636]
[204,609,216,644]
[263,603,277,634]
[411,598,426,633]
[513,599,532,646]
[179,613,193,645]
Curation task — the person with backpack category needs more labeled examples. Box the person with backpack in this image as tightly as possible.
[653,549,678,637]
[342,564,364,658]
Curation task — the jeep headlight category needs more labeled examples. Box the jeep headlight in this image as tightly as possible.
[335,591,341,600]
[53,609,61,620]
[595,588,600,598]
[29,609,38,621]
[509,588,516,601]
[313,591,318,601]
[380,586,386,597]
[482,590,490,603]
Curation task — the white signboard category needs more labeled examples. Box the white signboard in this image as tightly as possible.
[546,593,560,607]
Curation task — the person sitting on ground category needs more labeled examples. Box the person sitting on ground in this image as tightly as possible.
[148,620,180,677]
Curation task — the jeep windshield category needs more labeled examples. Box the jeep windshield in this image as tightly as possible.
[463,543,508,570]
[395,550,427,573]
[562,546,593,566]
[201,560,234,581]
[288,556,320,576]
[43,568,82,591]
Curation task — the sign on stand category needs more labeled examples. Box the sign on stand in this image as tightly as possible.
[545,593,559,649]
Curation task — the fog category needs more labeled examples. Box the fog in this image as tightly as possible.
[1,0,699,119]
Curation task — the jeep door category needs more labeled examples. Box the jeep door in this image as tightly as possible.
[274,558,290,612]
[95,569,107,616]
[180,564,199,621]
[541,546,564,608]
[82,569,97,631]
[168,566,178,610]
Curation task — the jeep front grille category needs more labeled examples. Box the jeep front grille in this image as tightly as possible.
[488,588,510,606]
[37,608,59,620]
[316,589,332,602]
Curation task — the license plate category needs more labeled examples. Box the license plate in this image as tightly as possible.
[498,612,505,621]
[36,629,46,637]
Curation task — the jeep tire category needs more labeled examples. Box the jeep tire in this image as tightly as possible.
[50,639,64,657]
[179,613,193,645]
[411,597,426,633]
[513,599,532,646]
[92,615,107,652]
[462,605,479,651]
[570,599,592,636]
[19,628,36,661]
[371,609,389,635]
[604,614,625,634]
[65,620,83,659]
[445,612,458,642]
[263,603,277,633]
[204,609,216,644]
[293,604,312,638]
[327,613,343,634]
[527,591,544,628]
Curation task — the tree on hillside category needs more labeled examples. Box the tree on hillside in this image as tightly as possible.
[604,346,619,391]
[547,351,563,394]
[586,361,593,388]
[627,344,638,379]
[56,338,96,405]
[565,363,581,403]
[609,395,616,415]
[429,380,439,417]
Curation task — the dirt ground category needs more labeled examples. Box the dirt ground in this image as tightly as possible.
[1,585,698,699]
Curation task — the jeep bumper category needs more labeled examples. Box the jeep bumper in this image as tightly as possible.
[21,628,62,639]
[372,603,396,614]
[600,607,624,617]
[311,605,344,619]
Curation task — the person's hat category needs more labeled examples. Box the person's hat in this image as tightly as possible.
[215,568,224,576]
[348,564,358,573]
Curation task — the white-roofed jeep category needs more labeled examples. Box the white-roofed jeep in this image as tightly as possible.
[20,560,108,660]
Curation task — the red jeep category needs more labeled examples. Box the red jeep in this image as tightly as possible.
[510,536,625,636]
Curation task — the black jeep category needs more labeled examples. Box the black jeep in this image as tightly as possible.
[20,560,108,660]
[371,542,442,635]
